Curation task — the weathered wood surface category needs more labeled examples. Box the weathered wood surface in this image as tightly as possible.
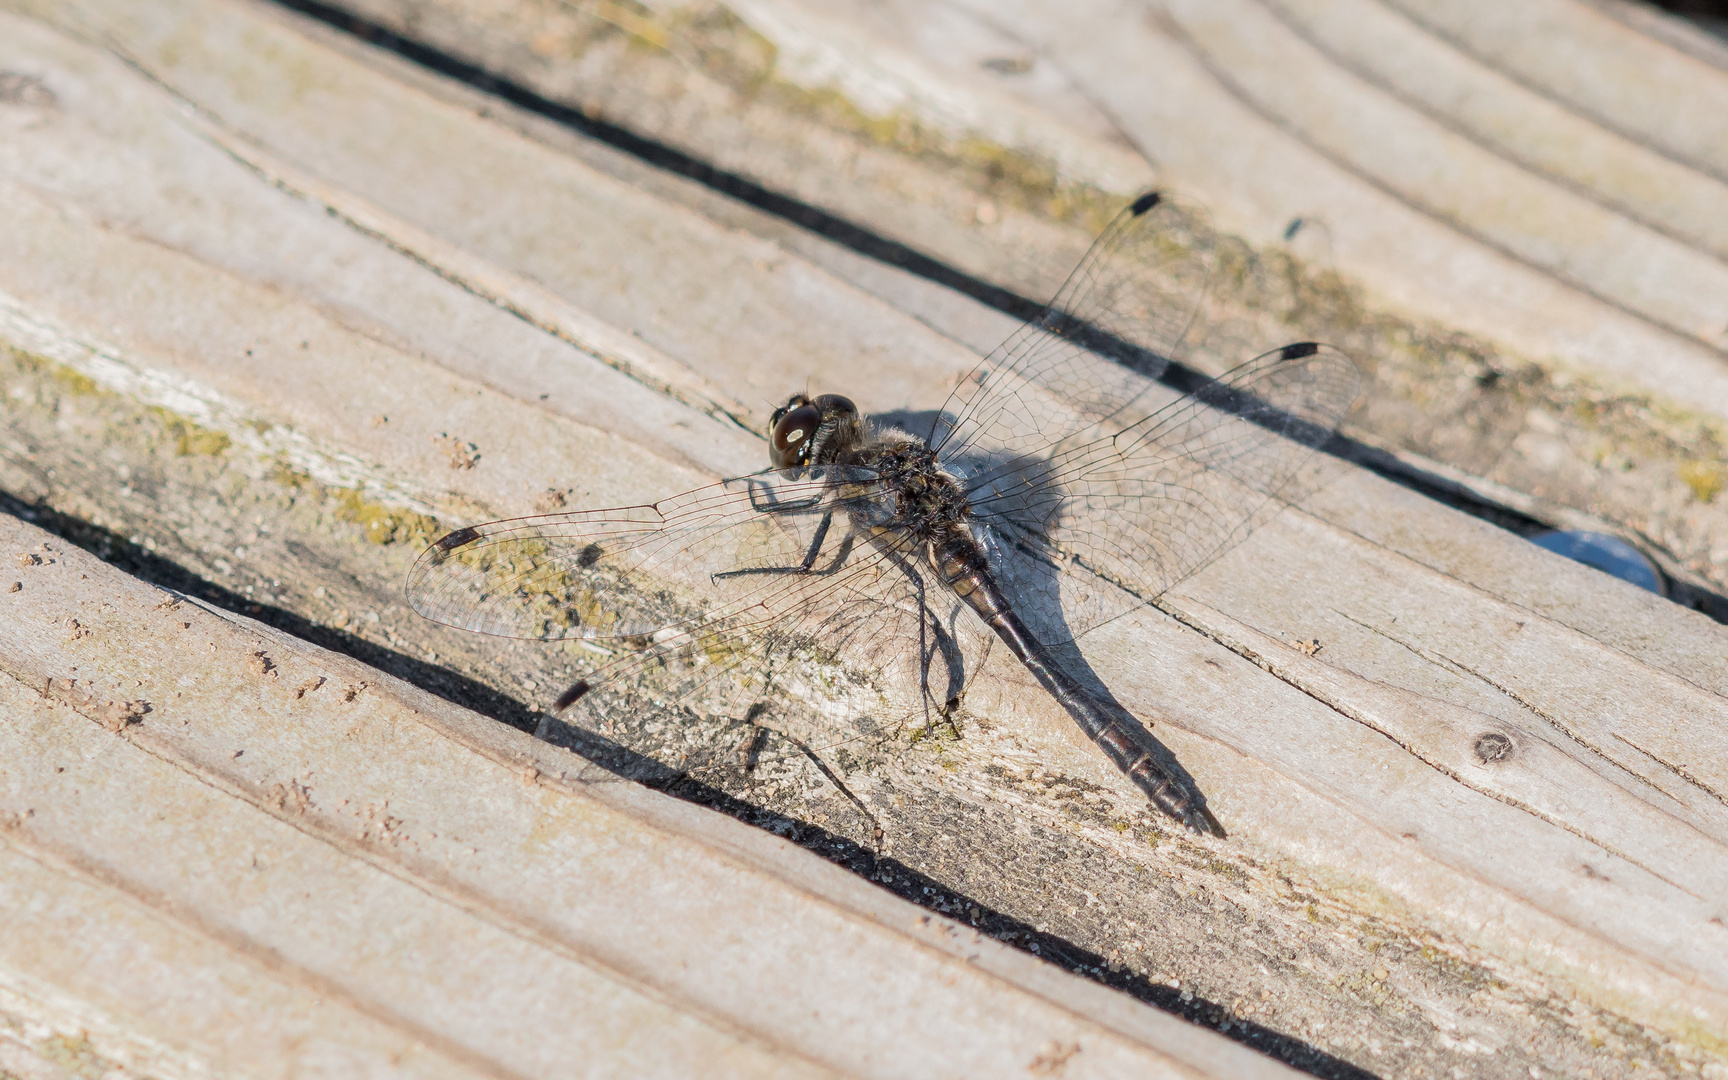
[730,0,1728,408]
[4,514,1299,1080]
[307,0,1728,607]
[1,0,1725,1077]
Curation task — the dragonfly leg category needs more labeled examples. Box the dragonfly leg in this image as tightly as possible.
[739,727,769,772]
[920,608,967,729]
[867,545,967,732]
[714,514,860,580]
[744,476,824,515]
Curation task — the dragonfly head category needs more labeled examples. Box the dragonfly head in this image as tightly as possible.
[769,393,860,468]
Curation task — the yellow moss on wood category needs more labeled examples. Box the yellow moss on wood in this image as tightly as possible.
[604,2,1123,230]
[331,487,441,547]
[148,408,233,456]
[51,366,100,396]
[1678,460,1725,504]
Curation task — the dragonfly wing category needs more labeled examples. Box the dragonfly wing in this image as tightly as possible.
[958,339,1361,640]
[932,191,1219,460]
[564,534,996,774]
[408,467,888,641]
[925,191,1359,639]
[408,466,993,768]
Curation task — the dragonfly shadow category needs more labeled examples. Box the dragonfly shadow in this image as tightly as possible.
[867,406,954,448]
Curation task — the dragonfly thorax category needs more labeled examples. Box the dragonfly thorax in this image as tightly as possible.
[771,391,973,542]
[845,429,974,547]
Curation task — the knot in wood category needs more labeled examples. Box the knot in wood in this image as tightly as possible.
[1473,731,1514,765]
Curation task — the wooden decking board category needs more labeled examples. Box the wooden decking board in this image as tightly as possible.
[1,0,1725,1076]
[0,843,489,1080]
[1263,0,1728,263]
[1177,0,1728,332]
[3,515,1274,1079]
[1381,0,1728,183]
[982,0,1728,414]
[172,0,1728,608]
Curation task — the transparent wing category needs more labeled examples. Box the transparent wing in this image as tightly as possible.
[933,191,1220,460]
[407,466,994,769]
[973,343,1361,641]
[931,192,1361,638]
[409,468,881,642]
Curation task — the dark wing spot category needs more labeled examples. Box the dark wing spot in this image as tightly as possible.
[577,542,604,568]
[435,526,482,552]
[1129,191,1162,216]
[1279,342,1319,361]
[554,680,591,711]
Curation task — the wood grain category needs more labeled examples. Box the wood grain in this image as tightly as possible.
[0,0,1724,1076]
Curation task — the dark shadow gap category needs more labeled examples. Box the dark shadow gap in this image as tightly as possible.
[666,779,1382,1080]
[270,0,1045,326]
[0,488,1379,1080]
[0,490,544,736]
[256,0,1728,625]
[1646,0,1728,25]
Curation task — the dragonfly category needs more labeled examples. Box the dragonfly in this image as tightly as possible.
[407,191,1361,836]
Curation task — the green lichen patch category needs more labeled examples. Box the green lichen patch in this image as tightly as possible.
[268,459,313,489]
[329,487,441,547]
[5,344,104,399]
[152,410,233,457]
[754,82,1118,230]
[36,1030,118,1080]
[51,366,101,396]
[557,0,1123,230]
[0,349,233,471]
[1678,460,1725,505]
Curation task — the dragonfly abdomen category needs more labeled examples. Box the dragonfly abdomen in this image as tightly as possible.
[933,533,1222,836]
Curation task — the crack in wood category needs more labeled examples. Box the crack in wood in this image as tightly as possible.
[1334,607,1672,799]
[106,41,762,445]
[1172,606,1697,892]
[1611,731,1728,811]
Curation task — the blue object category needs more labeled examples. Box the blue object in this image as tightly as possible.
[1529,530,1664,596]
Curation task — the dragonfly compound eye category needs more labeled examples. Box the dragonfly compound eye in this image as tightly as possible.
[770,402,823,467]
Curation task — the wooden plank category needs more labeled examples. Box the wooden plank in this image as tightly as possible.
[963,0,1728,413]
[1385,0,1728,183]
[1262,0,1728,265]
[0,1,1725,1077]
[1162,0,1728,343]
[284,0,1728,612]
[0,519,1285,1079]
